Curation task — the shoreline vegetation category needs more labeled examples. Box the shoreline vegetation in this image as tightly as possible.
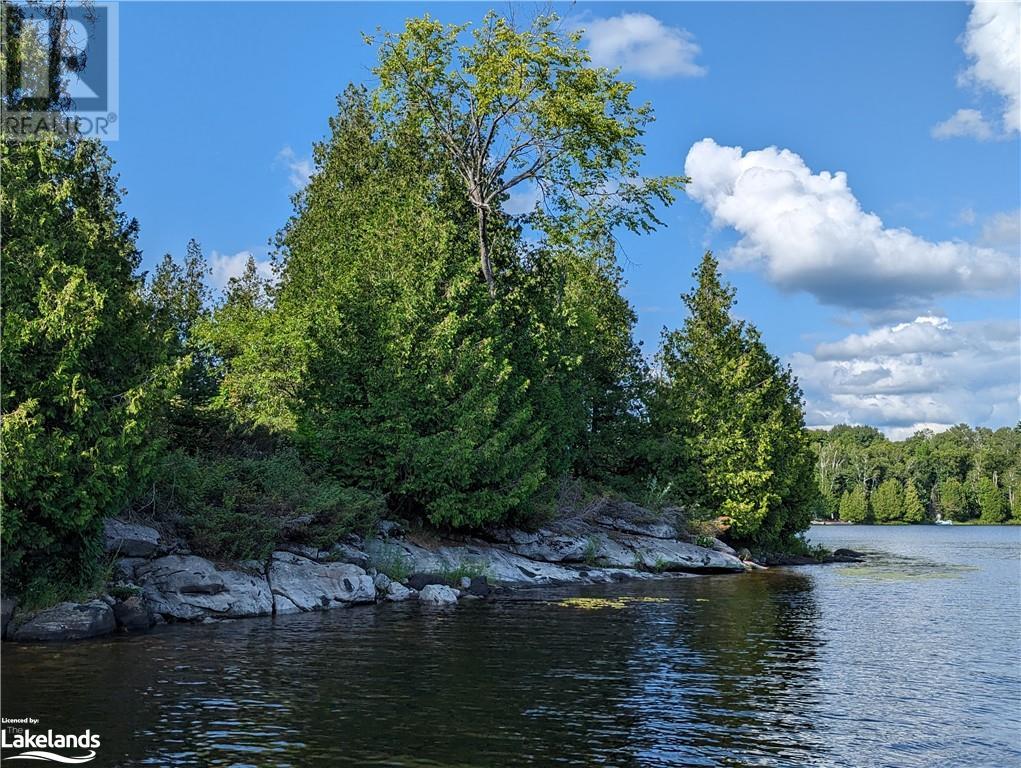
[2,6,1018,639]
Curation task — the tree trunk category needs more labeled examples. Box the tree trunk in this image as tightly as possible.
[477,206,495,296]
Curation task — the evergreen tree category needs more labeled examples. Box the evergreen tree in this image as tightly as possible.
[872,478,904,523]
[902,480,926,523]
[838,485,870,523]
[938,477,970,522]
[977,477,1007,523]
[1,135,175,594]
[652,252,817,545]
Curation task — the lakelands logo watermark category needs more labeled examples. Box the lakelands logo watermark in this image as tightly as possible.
[1,718,100,763]
[1,1,119,140]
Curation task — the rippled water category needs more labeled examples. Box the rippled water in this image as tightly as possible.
[3,525,1019,766]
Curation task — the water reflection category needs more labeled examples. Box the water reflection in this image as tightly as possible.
[3,526,1019,767]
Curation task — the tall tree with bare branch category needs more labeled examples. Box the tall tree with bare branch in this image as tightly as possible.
[370,12,685,295]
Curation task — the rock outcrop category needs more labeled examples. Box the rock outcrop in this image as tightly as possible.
[136,555,274,620]
[268,551,376,614]
[11,600,116,642]
[104,519,161,558]
[419,584,459,605]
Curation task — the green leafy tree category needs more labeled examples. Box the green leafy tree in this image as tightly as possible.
[1,134,175,595]
[977,477,1007,523]
[838,485,869,523]
[902,480,926,523]
[938,477,970,522]
[872,478,904,523]
[370,12,684,294]
[651,252,817,545]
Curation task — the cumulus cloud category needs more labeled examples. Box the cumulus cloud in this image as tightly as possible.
[934,1,1020,139]
[683,138,1018,309]
[578,13,706,78]
[792,315,1020,438]
[210,250,273,290]
[276,146,313,190]
[931,108,995,141]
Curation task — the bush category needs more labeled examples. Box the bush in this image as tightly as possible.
[147,439,382,562]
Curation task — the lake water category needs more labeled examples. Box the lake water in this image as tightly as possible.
[2,525,1019,766]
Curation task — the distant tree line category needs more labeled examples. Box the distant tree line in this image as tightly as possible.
[809,424,1021,524]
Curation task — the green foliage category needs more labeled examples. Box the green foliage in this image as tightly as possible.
[938,477,970,522]
[148,431,382,562]
[1,131,177,595]
[648,253,818,546]
[838,486,870,524]
[582,535,604,565]
[903,481,927,523]
[977,477,1007,523]
[438,558,491,582]
[872,478,904,523]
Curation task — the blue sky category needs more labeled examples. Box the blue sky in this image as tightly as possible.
[110,1,1019,437]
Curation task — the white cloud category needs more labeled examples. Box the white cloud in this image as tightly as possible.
[503,184,541,215]
[276,146,313,190]
[683,138,1018,309]
[979,208,1021,251]
[933,2,1020,139]
[210,250,273,290]
[579,13,706,78]
[955,206,977,226]
[792,315,1020,437]
[931,108,994,141]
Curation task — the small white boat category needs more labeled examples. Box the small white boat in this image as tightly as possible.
[935,515,954,526]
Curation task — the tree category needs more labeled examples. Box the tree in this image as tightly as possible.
[977,477,1007,523]
[1,130,175,596]
[872,478,904,523]
[651,252,818,545]
[371,12,684,295]
[938,477,970,522]
[838,485,869,523]
[902,480,926,523]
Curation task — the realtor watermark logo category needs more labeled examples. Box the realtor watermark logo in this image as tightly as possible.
[1,718,100,763]
[1,1,119,140]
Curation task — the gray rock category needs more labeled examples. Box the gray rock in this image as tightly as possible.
[114,557,147,581]
[136,555,273,621]
[600,534,745,573]
[712,538,738,556]
[1,597,16,639]
[459,576,472,590]
[487,526,589,563]
[373,573,393,593]
[100,594,116,607]
[113,596,154,632]
[466,576,493,598]
[268,551,376,614]
[419,584,459,605]
[327,542,371,570]
[103,518,160,557]
[376,519,404,538]
[11,600,115,642]
[385,582,415,602]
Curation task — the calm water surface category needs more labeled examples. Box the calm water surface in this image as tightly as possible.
[3,525,1019,767]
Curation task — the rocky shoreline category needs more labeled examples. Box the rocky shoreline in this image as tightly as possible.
[0,500,863,642]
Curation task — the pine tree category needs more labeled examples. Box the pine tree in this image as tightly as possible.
[903,481,926,523]
[838,485,870,523]
[938,477,970,522]
[652,252,817,545]
[977,477,1007,523]
[872,478,904,522]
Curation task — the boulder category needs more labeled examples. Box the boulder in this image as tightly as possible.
[327,542,371,570]
[831,548,866,562]
[589,500,678,539]
[114,557,147,581]
[268,551,376,614]
[373,573,393,593]
[103,519,160,557]
[11,600,115,642]
[113,596,155,632]
[407,572,452,591]
[597,534,746,573]
[466,576,493,598]
[419,584,459,605]
[136,555,273,621]
[711,538,738,556]
[385,582,415,602]
[487,527,589,563]
[1,597,16,638]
